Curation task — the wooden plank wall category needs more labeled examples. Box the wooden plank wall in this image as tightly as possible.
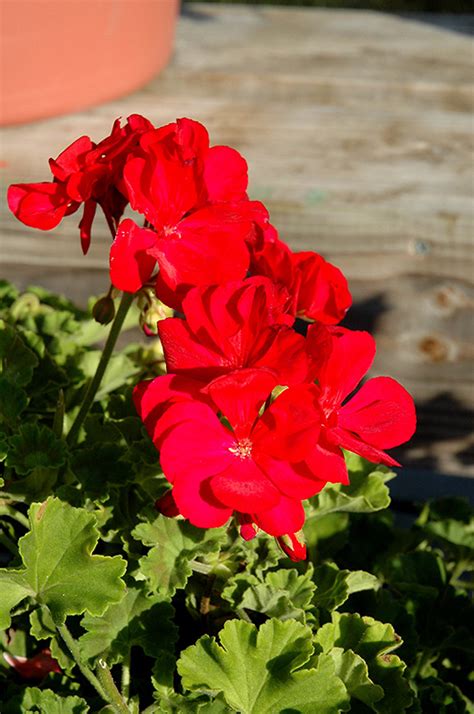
[1,4,473,479]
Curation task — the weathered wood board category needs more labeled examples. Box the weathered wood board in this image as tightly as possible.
[1,4,473,477]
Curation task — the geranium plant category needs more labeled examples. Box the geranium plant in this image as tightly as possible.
[1,117,472,713]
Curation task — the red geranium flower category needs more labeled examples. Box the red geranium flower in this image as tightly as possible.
[251,232,352,324]
[304,324,416,484]
[135,369,327,549]
[7,114,153,253]
[109,118,258,300]
[158,277,308,386]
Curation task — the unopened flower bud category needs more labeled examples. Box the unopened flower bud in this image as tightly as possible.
[276,531,306,561]
[139,291,174,336]
[92,294,116,324]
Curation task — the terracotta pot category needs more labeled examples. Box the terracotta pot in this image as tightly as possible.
[0,0,179,126]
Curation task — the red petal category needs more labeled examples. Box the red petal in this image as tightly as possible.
[159,401,234,482]
[158,317,227,382]
[257,455,327,500]
[153,205,250,290]
[109,218,157,293]
[4,648,61,679]
[78,200,96,255]
[124,149,198,228]
[210,457,280,513]
[304,434,350,485]
[206,369,277,439]
[204,146,248,202]
[253,496,305,537]
[293,252,352,324]
[155,490,180,517]
[159,403,234,527]
[331,427,400,468]
[306,325,376,410]
[173,475,232,529]
[7,182,71,230]
[252,384,321,462]
[133,374,204,445]
[338,376,416,450]
[49,135,93,181]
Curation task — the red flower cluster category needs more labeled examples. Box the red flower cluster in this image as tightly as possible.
[8,117,416,560]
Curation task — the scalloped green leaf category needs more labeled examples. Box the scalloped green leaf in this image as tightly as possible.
[222,566,316,623]
[6,423,67,475]
[29,606,75,672]
[0,320,39,387]
[3,687,89,713]
[307,466,391,520]
[327,647,384,708]
[178,618,349,714]
[79,585,178,664]
[313,562,380,611]
[314,612,412,713]
[0,497,126,628]
[133,516,227,597]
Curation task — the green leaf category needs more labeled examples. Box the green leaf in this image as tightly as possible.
[70,443,131,496]
[0,320,39,387]
[313,562,380,611]
[307,466,391,521]
[417,677,474,714]
[0,378,28,424]
[178,618,349,713]
[29,606,75,672]
[326,647,384,708]
[79,585,178,664]
[222,567,316,623]
[6,423,67,474]
[133,516,226,597]
[3,687,89,713]
[0,497,126,628]
[383,551,447,599]
[314,612,412,713]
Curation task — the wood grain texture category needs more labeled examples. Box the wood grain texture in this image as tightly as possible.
[1,4,473,477]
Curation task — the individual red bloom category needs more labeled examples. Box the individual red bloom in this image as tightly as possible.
[250,234,351,324]
[7,115,153,254]
[110,118,257,300]
[158,277,308,386]
[304,324,416,484]
[4,648,61,680]
[142,369,326,543]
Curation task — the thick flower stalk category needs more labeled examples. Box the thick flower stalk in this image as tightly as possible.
[7,115,416,561]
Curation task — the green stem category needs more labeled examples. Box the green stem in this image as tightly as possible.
[97,658,130,714]
[190,560,213,575]
[67,291,134,445]
[57,623,108,702]
[121,652,131,703]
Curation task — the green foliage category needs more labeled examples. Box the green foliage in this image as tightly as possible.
[0,283,472,713]
[178,619,349,713]
[79,585,178,665]
[133,516,227,597]
[0,497,126,628]
[3,687,89,713]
